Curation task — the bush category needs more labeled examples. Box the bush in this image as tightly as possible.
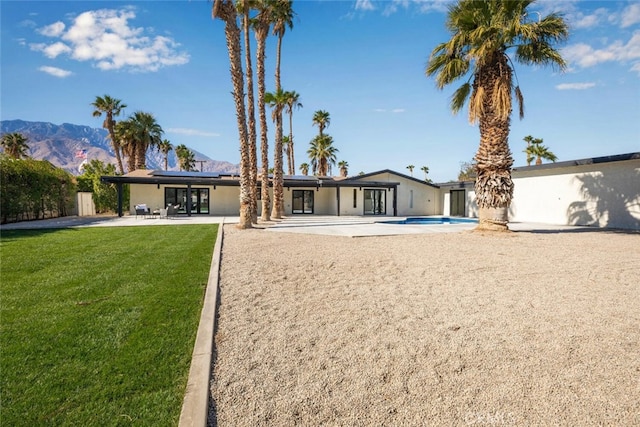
[0,156,76,223]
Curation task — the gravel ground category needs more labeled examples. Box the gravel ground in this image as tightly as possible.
[209,226,639,426]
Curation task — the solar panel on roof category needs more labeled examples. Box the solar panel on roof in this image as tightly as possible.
[151,170,220,178]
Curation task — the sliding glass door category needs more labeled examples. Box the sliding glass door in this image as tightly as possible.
[363,189,386,215]
[292,190,314,214]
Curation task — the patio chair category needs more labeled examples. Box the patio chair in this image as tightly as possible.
[166,204,180,218]
[135,204,150,219]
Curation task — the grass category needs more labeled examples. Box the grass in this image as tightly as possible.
[1,224,218,426]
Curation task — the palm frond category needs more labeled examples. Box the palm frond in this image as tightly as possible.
[515,85,524,120]
[450,82,472,116]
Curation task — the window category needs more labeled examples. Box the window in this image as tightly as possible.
[353,189,357,208]
[409,190,414,209]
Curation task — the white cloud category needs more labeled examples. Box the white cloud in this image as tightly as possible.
[31,7,189,72]
[38,66,73,78]
[355,0,375,12]
[37,21,65,37]
[166,128,220,137]
[621,3,640,28]
[392,108,406,113]
[19,19,37,28]
[555,82,596,90]
[562,31,640,75]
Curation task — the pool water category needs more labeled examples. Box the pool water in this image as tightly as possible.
[379,217,478,225]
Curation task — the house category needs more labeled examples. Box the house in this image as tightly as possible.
[101,152,640,230]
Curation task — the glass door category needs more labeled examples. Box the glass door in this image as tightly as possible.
[363,189,386,215]
[292,190,314,214]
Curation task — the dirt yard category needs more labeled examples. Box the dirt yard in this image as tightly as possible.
[209,226,639,426]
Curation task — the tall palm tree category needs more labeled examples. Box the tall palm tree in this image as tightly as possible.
[338,160,349,177]
[284,90,302,175]
[406,165,415,176]
[130,111,163,170]
[213,0,253,229]
[527,139,558,165]
[299,162,309,176]
[308,134,338,177]
[157,139,173,171]
[312,110,330,136]
[426,0,568,231]
[238,0,259,223]
[272,0,294,92]
[175,144,196,171]
[265,88,288,218]
[91,95,127,174]
[253,0,274,221]
[0,132,29,159]
[420,165,430,181]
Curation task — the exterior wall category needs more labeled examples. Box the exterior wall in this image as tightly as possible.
[338,187,366,216]
[283,187,337,215]
[510,159,640,229]
[356,172,440,216]
[211,186,241,215]
[129,183,166,214]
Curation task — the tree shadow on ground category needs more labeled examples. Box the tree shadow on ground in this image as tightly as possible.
[567,169,640,230]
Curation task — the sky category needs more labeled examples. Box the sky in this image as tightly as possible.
[1,0,639,182]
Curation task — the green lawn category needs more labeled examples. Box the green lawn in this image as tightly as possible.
[1,224,218,426]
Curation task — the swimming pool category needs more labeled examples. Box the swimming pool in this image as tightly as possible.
[379,216,479,225]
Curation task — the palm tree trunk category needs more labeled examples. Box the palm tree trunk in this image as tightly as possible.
[256,25,271,221]
[217,0,252,229]
[243,5,258,224]
[288,109,295,175]
[106,119,124,175]
[271,113,284,219]
[474,59,514,231]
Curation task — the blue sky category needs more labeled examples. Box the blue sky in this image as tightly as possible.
[1,0,639,182]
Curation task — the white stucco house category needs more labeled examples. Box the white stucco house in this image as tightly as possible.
[102,152,640,230]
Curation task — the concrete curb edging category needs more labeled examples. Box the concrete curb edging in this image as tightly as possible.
[178,221,225,427]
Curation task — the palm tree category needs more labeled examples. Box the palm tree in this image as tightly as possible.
[239,0,259,223]
[523,135,537,166]
[308,134,338,176]
[157,139,173,171]
[284,90,302,175]
[272,0,295,92]
[312,110,330,136]
[420,165,430,181]
[213,0,252,229]
[299,162,309,176]
[265,88,288,218]
[527,139,558,165]
[0,132,29,159]
[426,0,568,231]
[338,160,349,177]
[130,111,163,170]
[253,0,274,221]
[91,95,127,174]
[406,165,415,176]
[175,144,196,171]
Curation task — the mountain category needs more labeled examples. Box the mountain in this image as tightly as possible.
[0,119,239,175]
